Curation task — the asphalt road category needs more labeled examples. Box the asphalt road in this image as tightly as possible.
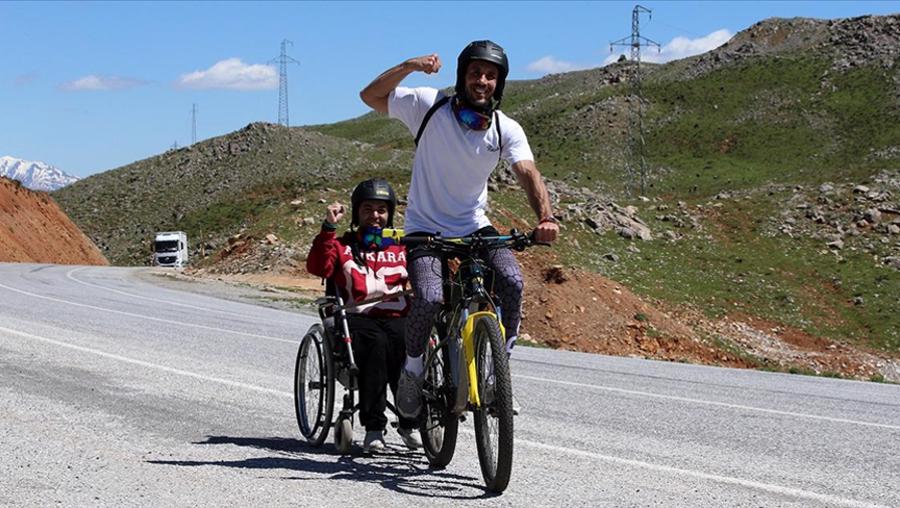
[1,263,898,507]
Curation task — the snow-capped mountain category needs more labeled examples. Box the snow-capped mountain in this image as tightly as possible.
[0,156,80,191]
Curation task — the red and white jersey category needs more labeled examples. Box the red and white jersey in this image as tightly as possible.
[306,229,408,317]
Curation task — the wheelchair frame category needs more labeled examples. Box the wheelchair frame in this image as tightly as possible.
[293,285,410,453]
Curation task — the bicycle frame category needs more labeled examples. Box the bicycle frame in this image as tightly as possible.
[401,228,538,493]
[424,243,509,415]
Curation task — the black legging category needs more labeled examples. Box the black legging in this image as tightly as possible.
[347,315,418,431]
[404,231,524,358]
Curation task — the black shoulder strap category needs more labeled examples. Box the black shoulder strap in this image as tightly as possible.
[494,110,502,162]
[414,95,451,147]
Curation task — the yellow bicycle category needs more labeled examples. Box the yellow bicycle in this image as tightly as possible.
[400,229,539,493]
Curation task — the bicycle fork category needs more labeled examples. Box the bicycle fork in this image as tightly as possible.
[459,309,506,410]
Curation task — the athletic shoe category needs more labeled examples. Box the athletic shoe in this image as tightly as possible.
[397,427,422,450]
[397,369,424,419]
[363,430,385,453]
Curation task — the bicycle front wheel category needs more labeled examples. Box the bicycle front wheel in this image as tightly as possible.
[472,315,514,493]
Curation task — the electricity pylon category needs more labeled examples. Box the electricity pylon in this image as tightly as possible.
[271,40,300,126]
[611,5,660,195]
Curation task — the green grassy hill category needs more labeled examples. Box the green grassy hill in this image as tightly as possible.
[54,14,899,353]
[311,15,900,351]
[54,123,411,265]
[315,16,899,196]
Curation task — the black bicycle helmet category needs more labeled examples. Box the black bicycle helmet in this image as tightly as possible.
[350,178,397,228]
[455,40,509,106]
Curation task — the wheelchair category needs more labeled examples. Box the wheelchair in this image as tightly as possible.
[292,282,406,453]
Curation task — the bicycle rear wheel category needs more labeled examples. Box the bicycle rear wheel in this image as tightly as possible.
[294,324,335,447]
[420,331,458,468]
[472,315,514,493]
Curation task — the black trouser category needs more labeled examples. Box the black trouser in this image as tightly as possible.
[347,314,417,432]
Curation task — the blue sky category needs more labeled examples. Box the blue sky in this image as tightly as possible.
[2,1,897,178]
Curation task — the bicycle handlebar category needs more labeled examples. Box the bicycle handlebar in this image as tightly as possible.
[400,229,545,252]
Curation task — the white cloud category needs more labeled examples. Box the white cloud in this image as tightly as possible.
[526,56,586,74]
[59,74,146,91]
[177,58,277,90]
[528,29,732,77]
[604,29,733,66]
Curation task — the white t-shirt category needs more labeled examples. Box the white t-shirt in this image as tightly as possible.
[388,86,534,236]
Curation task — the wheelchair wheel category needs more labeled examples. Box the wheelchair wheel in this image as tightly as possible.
[334,416,353,454]
[294,324,335,447]
[420,331,458,468]
[472,315,514,493]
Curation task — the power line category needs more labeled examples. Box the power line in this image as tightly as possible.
[271,40,300,127]
[610,4,660,196]
[191,103,198,145]
[654,18,705,39]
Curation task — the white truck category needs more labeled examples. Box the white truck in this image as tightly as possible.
[153,231,188,268]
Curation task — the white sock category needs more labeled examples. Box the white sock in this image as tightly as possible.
[405,354,424,377]
[506,336,517,355]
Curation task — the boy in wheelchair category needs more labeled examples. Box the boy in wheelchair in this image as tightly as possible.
[306,178,421,453]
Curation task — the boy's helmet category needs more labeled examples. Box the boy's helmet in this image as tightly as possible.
[351,178,397,227]
[455,40,509,105]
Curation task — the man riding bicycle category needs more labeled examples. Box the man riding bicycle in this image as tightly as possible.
[360,40,559,419]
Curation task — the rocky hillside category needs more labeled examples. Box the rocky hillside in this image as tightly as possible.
[662,14,899,80]
[318,15,899,195]
[0,177,107,265]
[312,14,900,354]
[53,123,411,265]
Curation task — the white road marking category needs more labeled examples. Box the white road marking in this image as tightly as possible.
[518,437,888,508]
[1,324,888,508]
[0,325,287,397]
[65,267,284,323]
[514,374,900,431]
[0,281,298,345]
[6,272,893,432]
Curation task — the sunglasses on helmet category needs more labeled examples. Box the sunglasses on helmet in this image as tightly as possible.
[358,227,399,250]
